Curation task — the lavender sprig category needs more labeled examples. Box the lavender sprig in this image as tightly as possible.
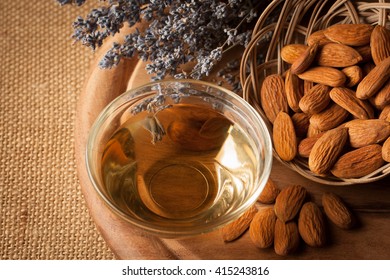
[58,0,271,80]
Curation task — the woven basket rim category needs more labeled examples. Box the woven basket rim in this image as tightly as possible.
[240,0,390,185]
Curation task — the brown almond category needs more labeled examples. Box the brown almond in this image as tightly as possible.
[308,127,349,175]
[303,80,314,95]
[298,202,326,247]
[316,43,362,67]
[342,65,364,87]
[291,112,310,138]
[299,84,331,115]
[310,103,350,131]
[260,74,289,123]
[291,42,319,74]
[307,123,324,137]
[370,25,390,65]
[324,24,374,46]
[273,112,297,161]
[274,219,300,256]
[329,87,373,119]
[222,205,258,242]
[356,56,390,99]
[258,178,280,204]
[281,44,308,64]
[249,207,277,248]
[331,144,384,178]
[285,70,304,112]
[379,105,390,121]
[322,193,355,229]
[298,66,346,87]
[382,137,390,162]
[345,119,390,148]
[307,29,333,46]
[298,133,324,158]
[372,79,390,109]
[355,45,372,63]
[274,185,307,223]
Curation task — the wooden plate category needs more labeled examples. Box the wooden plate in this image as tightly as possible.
[74,25,390,260]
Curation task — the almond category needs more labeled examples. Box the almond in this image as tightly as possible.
[298,66,346,87]
[355,45,372,63]
[303,80,314,95]
[329,87,373,119]
[379,105,390,121]
[307,123,324,137]
[291,42,319,74]
[382,137,390,162]
[298,202,326,247]
[291,112,310,138]
[370,25,390,65]
[260,74,289,123]
[274,219,300,256]
[285,70,304,112]
[322,192,355,229]
[274,185,307,223]
[308,127,349,175]
[324,24,374,46]
[307,29,332,46]
[258,178,280,204]
[316,43,362,67]
[281,44,308,64]
[299,84,331,115]
[222,205,258,242]
[249,207,277,248]
[298,133,324,158]
[345,119,390,148]
[342,65,364,87]
[372,79,390,109]
[331,144,384,178]
[273,112,297,161]
[356,56,390,99]
[310,103,349,131]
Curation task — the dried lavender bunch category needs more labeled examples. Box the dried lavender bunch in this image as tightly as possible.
[58,0,270,80]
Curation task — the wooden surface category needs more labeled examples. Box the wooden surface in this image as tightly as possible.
[75,26,390,260]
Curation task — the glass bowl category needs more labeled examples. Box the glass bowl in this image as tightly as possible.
[86,79,272,238]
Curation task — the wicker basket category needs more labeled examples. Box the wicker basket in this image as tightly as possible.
[240,0,390,185]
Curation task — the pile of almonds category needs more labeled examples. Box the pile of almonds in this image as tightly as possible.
[221,179,355,256]
[260,23,390,178]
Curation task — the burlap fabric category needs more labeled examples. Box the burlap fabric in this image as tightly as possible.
[0,1,115,259]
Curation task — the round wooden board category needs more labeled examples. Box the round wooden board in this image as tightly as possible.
[75,25,390,260]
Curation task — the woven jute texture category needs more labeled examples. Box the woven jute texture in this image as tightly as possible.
[0,1,115,259]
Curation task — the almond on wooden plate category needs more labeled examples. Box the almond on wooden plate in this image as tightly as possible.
[322,193,355,229]
[222,205,258,242]
[285,70,304,112]
[342,65,364,87]
[330,144,384,178]
[258,178,280,204]
[298,202,326,247]
[309,103,349,132]
[298,133,324,158]
[249,207,277,248]
[290,42,319,74]
[274,219,300,256]
[274,185,307,223]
